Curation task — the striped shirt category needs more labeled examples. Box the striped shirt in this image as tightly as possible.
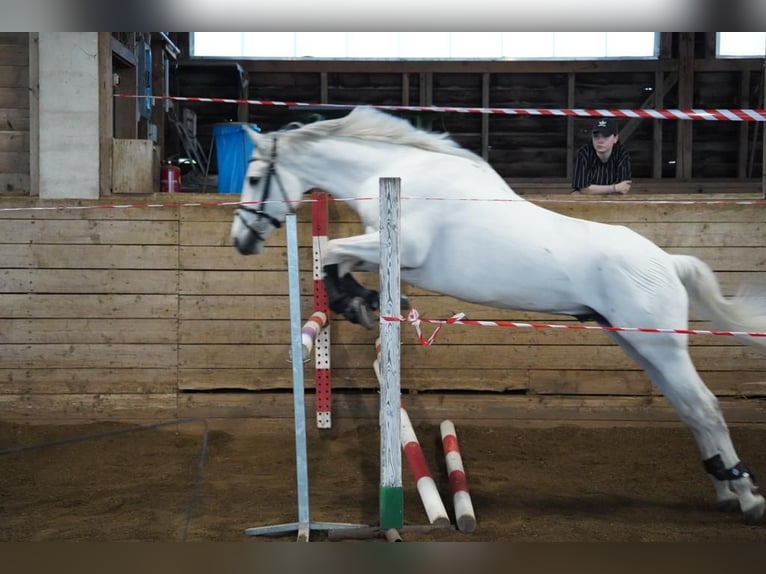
[571,142,632,191]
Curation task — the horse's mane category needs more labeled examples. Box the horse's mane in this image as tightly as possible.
[279,106,484,163]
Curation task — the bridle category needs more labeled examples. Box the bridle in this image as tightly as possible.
[235,137,293,239]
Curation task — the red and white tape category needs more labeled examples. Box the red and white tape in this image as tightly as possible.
[3,195,766,214]
[385,308,766,346]
[115,94,766,122]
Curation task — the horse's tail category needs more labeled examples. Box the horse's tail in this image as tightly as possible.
[672,254,766,351]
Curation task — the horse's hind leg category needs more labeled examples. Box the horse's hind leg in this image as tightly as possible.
[606,330,764,523]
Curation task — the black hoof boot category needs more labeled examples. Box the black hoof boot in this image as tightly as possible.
[365,292,410,312]
[344,296,374,329]
[365,290,380,312]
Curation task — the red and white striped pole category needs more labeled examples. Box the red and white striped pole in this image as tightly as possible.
[374,337,450,526]
[300,310,327,362]
[440,420,476,533]
[312,191,332,429]
[400,406,450,526]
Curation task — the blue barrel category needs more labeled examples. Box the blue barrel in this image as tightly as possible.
[213,122,260,193]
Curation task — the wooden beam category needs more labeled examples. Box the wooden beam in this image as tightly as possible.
[28,33,38,197]
[566,72,575,180]
[401,73,409,106]
[652,70,664,178]
[319,71,328,104]
[658,32,673,59]
[738,70,751,178]
[762,58,766,198]
[676,32,694,179]
[481,72,489,161]
[238,58,677,75]
[619,70,677,145]
[98,32,113,197]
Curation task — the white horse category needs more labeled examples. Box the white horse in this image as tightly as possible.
[231,106,766,524]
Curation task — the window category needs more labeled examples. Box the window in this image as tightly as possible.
[717,32,766,57]
[191,32,658,60]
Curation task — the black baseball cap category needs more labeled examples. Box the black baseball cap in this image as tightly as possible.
[591,118,619,136]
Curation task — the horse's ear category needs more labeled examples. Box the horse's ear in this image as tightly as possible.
[244,125,261,146]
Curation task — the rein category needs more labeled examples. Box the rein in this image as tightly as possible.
[236,137,293,233]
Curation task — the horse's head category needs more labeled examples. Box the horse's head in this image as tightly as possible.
[231,127,303,255]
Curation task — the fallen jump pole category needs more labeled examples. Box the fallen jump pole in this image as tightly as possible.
[401,407,451,526]
[244,213,366,541]
[440,420,477,533]
[374,337,450,527]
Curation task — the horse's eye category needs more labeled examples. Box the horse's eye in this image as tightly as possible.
[248,176,260,186]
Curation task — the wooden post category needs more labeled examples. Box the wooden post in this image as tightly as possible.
[378,177,403,531]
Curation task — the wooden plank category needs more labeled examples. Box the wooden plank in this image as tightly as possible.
[0,129,28,152]
[0,318,178,344]
[0,393,178,420]
[29,33,38,197]
[0,244,179,269]
[177,291,766,322]
[627,221,765,247]
[179,270,296,295]
[0,108,29,130]
[0,87,28,108]
[0,45,28,66]
[179,245,297,270]
[177,317,742,348]
[540,201,766,224]
[0,269,179,294]
[0,65,28,88]
[0,368,177,394]
[0,219,178,245]
[177,391,766,425]
[177,367,531,392]
[529,370,766,397]
[176,343,766,371]
[663,247,765,271]
[0,199,179,220]
[0,294,178,318]
[2,343,177,369]
[0,173,28,194]
[0,151,29,172]
[111,138,155,194]
[0,33,29,46]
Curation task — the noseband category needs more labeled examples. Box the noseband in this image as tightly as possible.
[235,138,292,238]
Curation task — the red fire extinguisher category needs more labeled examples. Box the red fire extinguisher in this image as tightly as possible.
[160,161,181,193]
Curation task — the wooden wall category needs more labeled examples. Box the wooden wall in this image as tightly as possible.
[0,33,30,195]
[1,193,764,425]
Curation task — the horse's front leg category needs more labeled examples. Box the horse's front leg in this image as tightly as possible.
[323,263,381,328]
[322,232,412,328]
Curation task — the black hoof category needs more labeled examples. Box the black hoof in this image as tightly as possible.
[365,291,380,312]
[743,498,765,524]
[716,499,741,513]
[363,292,410,312]
[344,296,374,329]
